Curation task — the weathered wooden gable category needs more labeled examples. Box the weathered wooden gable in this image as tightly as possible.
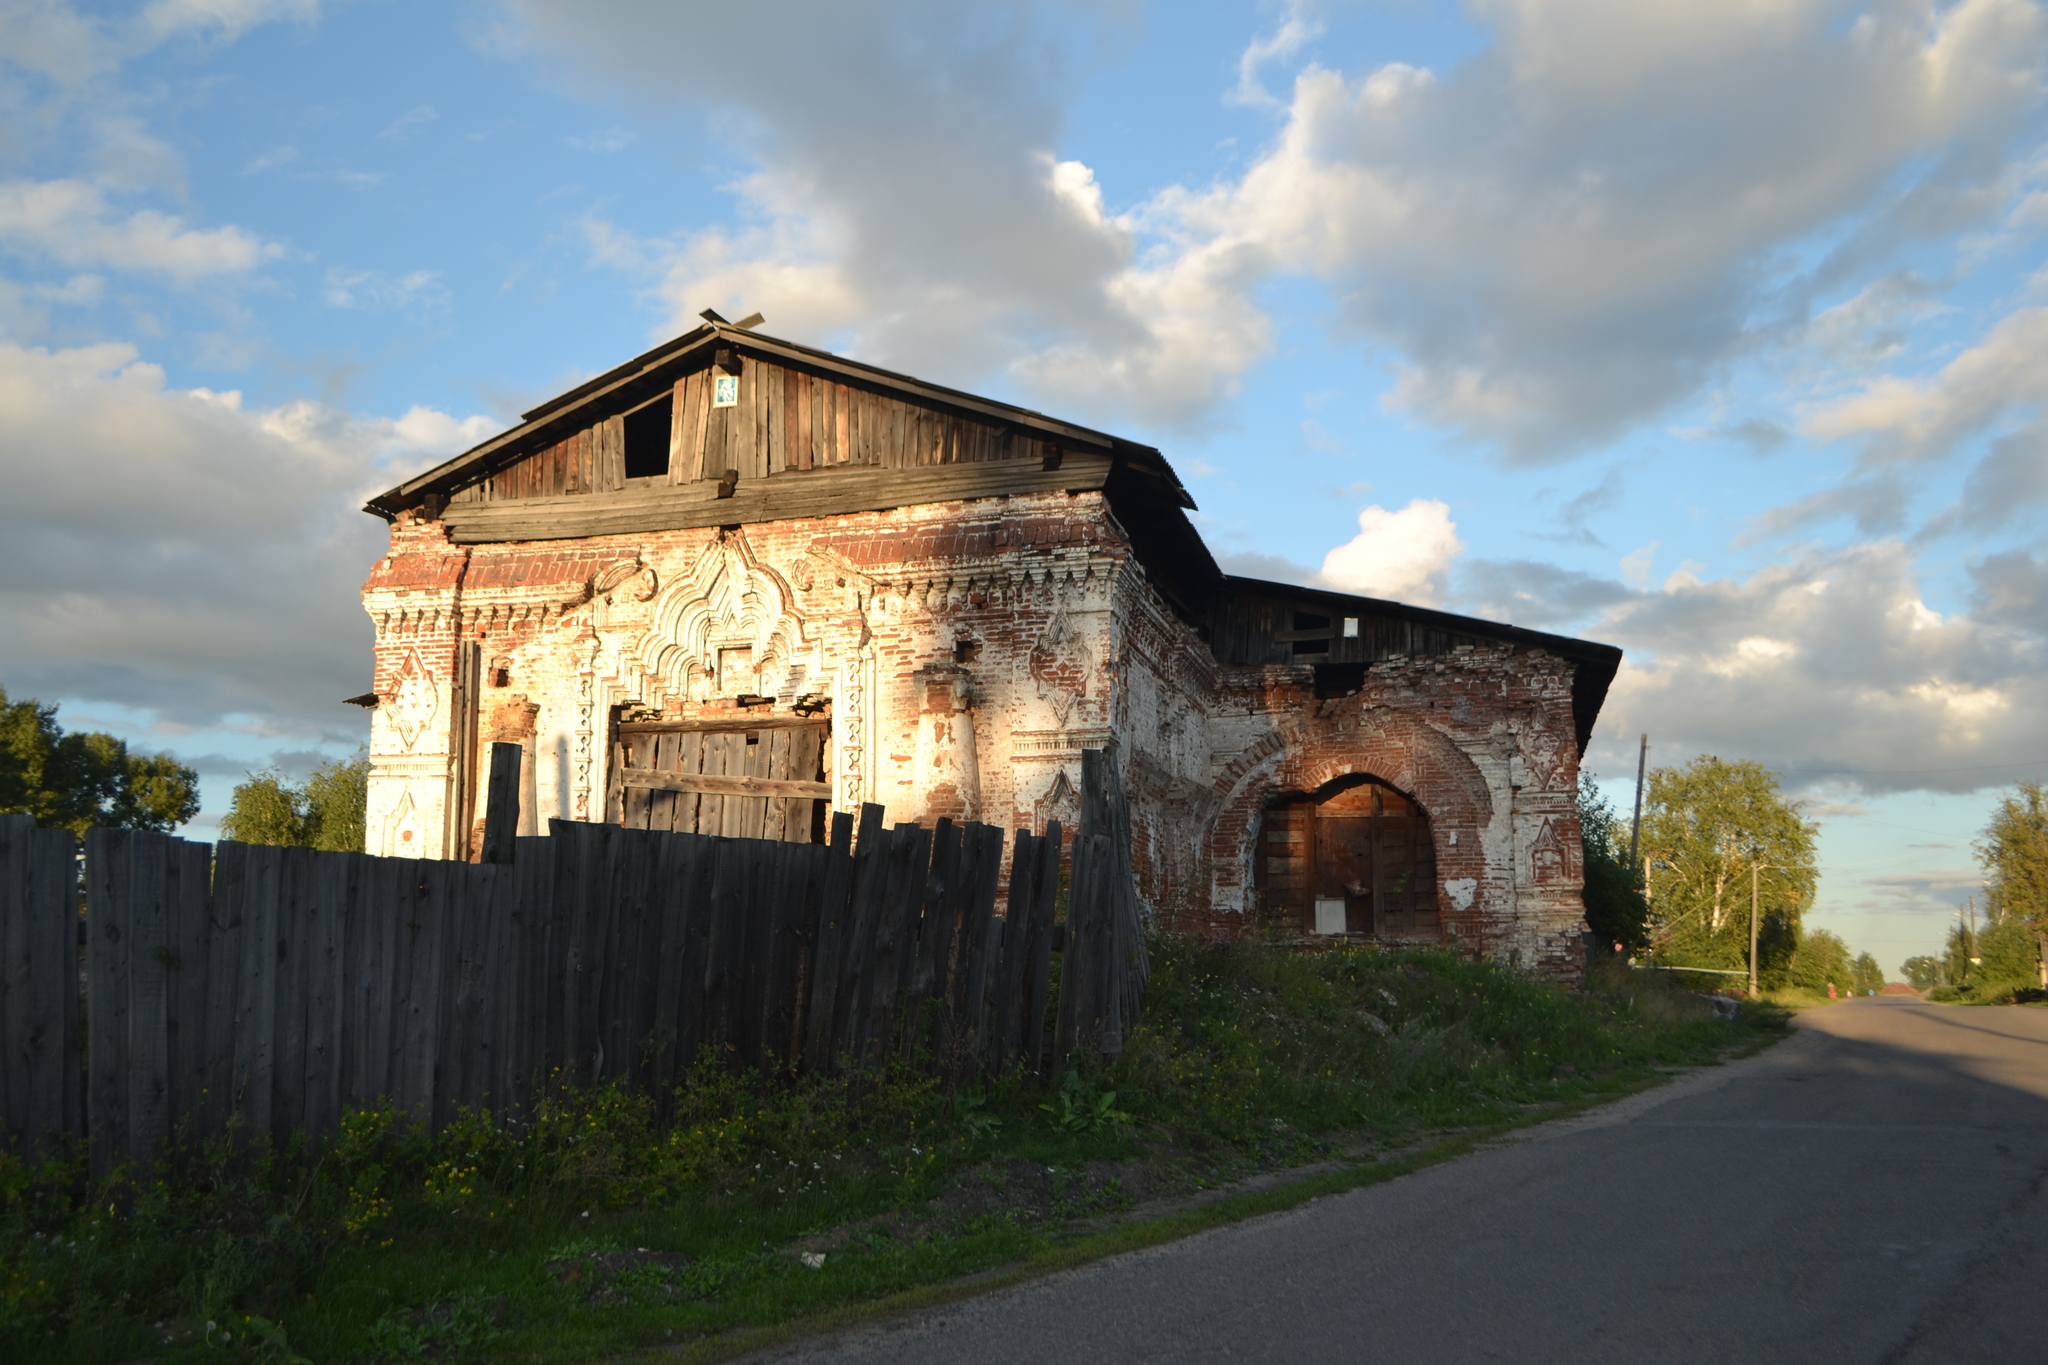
[449,350,1069,505]
[424,344,1129,545]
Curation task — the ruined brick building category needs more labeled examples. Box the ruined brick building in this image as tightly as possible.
[359,319,1620,975]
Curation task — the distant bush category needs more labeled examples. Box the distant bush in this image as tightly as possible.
[220,754,368,852]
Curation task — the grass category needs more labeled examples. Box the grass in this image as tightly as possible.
[1,940,1783,1365]
[1925,980,2048,1005]
[1753,986,1853,1009]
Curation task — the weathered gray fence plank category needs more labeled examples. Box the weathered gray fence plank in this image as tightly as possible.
[235,843,284,1143]
[0,814,31,1142]
[201,841,246,1136]
[504,836,554,1115]
[169,838,211,1143]
[2,818,81,1152]
[959,824,1005,1073]
[125,832,173,1168]
[85,829,133,1174]
[273,846,314,1147]
[401,861,447,1123]
[648,832,695,1093]
[800,810,857,1070]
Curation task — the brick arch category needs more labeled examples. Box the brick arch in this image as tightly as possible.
[1206,710,1495,936]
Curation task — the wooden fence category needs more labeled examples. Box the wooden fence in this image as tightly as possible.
[0,754,1147,1175]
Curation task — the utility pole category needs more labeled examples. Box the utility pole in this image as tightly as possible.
[1749,863,1761,999]
[1628,733,1648,873]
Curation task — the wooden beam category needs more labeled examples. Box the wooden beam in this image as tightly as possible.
[616,768,832,800]
[481,742,521,865]
[442,453,1113,544]
[618,715,827,735]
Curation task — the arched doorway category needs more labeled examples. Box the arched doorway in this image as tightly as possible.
[1254,777,1439,939]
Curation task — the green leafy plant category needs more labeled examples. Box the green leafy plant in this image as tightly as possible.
[952,1091,1002,1140]
[1041,1072,1132,1135]
[365,1291,503,1359]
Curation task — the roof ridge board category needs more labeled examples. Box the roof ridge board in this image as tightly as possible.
[1219,574,1622,662]
[518,324,719,422]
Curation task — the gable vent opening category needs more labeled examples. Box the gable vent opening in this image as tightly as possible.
[623,393,674,479]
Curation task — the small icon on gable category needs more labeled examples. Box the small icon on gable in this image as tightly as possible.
[713,374,739,407]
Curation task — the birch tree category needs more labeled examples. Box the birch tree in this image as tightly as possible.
[1640,755,1817,976]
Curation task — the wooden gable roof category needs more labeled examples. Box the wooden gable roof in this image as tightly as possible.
[365,321,1192,518]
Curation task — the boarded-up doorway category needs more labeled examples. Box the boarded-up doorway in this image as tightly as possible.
[1254,778,1439,939]
[608,717,829,842]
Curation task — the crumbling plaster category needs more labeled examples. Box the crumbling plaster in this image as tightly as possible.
[362,486,1592,977]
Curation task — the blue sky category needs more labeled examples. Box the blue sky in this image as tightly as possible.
[7,0,2048,975]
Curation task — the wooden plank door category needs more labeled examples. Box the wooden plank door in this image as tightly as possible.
[1372,787,1438,938]
[1253,799,1316,932]
[1313,813,1375,934]
[1309,781,1440,940]
[612,719,830,842]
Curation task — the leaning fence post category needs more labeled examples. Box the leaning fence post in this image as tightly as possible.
[481,742,522,865]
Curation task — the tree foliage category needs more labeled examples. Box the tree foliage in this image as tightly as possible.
[1978,783,2048,933]
[1976,912,2041,989]
[1640,755,1818,981]
[1786,929,1852,992]
[220,756,369,852]
[1578,775,1648,949]
[1781,931,1883,994]
[1901,955,1942,991]
[0,686,199,836]
[302,755,369,853]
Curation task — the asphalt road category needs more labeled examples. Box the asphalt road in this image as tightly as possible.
[762,1000,2048,1364]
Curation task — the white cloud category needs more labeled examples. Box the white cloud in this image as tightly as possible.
[318,169,385,191]
[1759,299,2048,540]
[0,177,282,279]
[492,0,1273,427]
[323,265,449,312]
[241,145,299,175]
[378,104,437,140]
[1189,0,2046,457]
[0,338,497,732]
[1,0,318,91]
[1589,541,2048,794]
[1317,498,1463,604]
[1229,0,1322,108]
[1620,542,1658,587]
[1453,557,1633,628]
[563,126,632,153]
[1807,305,2048,457]
[493,0,2048,452]
[139,0,319,43]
